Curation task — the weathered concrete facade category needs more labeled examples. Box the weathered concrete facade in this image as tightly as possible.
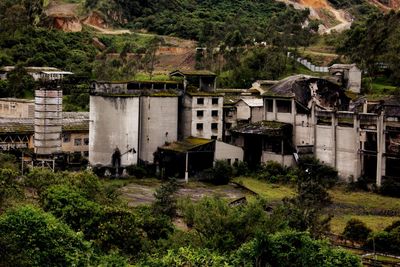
[140,96,179,164]
[89,95,139,167]
[0,98,35,118]
[181,94,223,140]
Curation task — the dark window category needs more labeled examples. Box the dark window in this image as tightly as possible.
[83,151,89,157]
[211,123,218,130]
[84,138,89,145]
[277,100,292,113]
[196,123,203,130]
[74,138,82,146]
[212,110,218,117]
[226,123,232,129]
[227,159,231,165]
[212,98,219,105]
[266,99,273,112]
[197,98,204,105]
[211,136,217,140]
[63,134,71,143]
[197,110,204,117]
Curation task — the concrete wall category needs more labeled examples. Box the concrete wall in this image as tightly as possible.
[236,101,251,121]
[348,67,362,93]
[295,114,313,146]
[89,96,139,166]
[140,96,178,163]
[0,99,34,118]
[182,95,223,140]
[315,124,360,180]
[215,141,244,164]
[261,152,295,167]
[336,126,360,179]
[251,107,263,123]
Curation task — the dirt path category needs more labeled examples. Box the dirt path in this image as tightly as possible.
[276,0,352,34]
[84,23,131,35]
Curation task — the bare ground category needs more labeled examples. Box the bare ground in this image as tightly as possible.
[120,180,247,207]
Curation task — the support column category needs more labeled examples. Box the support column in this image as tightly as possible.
[354,114,361,180]
[273,99,277,121]
[291,99,296,148]
[331,112,337,168]
[376,112,384,187]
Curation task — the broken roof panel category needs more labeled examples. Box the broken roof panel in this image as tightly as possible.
[160,137,214,152]
[262,75,349,110]
[169,70,216,77]
[231,120,292,137]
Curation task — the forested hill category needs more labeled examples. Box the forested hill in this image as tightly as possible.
[87,0,310,43]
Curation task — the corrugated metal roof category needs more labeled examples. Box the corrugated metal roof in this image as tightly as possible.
[0,112,89,133]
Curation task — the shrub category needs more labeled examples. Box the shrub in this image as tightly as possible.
[256,161,289,183]
[297,156,338,189]
[380,178,400,197]
[125,164,147,178]
[201,160,234,185]
[40,184,102,236]
[24,167,63,194]
[233,161,250,176]
[152,178,179,218]
[0,205,92,266]
[0,169,23,210]
[342,218,372,243]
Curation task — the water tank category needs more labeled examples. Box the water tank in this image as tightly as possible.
[34,87,62,155]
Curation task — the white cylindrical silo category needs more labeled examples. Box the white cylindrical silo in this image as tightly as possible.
[34,88,63,155]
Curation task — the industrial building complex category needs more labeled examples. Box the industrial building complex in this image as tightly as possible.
[0,65,399,186]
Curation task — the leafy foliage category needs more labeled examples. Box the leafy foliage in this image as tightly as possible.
[337,12,400,84]
[90,0,310,44]
[179,197,281,252]
[233,231,361,267]
[343,218,372,243]
[0,205,92,267]
[0,169,23,210]
[152,178,179,218]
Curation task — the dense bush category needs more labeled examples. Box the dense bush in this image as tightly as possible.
[0,205,92,267]
[380,177,400,197]
[256,161,297,183]
[0,169,23,210]
[126,164,147,178]
[233,231,361,267]
[297,156,338,188]
[179,197,276,252]
[201,160,234,185]
[366,220,400,254]
[342,218,372,243]
[139,246,231,267]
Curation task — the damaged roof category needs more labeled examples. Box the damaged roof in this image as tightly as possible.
[170,70,216,77]
[0,112,89,134]
[231,121,292,137]
[160,137,214,153]
[262,75,349,110]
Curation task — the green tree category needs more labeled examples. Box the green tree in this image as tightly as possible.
[233,231,361,267]
[0,205,92,267]
[152,178,179,218]
[7,64,35,98]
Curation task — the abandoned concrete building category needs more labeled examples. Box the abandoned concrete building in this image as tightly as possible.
[0,98,35,118]
[328,64,362,93]
[0,66,73,81]
[0,112,89,157]
[225,74,400,186]
[89,71,244,174]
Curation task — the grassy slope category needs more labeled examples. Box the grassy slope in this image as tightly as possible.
[234,177,400,234]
